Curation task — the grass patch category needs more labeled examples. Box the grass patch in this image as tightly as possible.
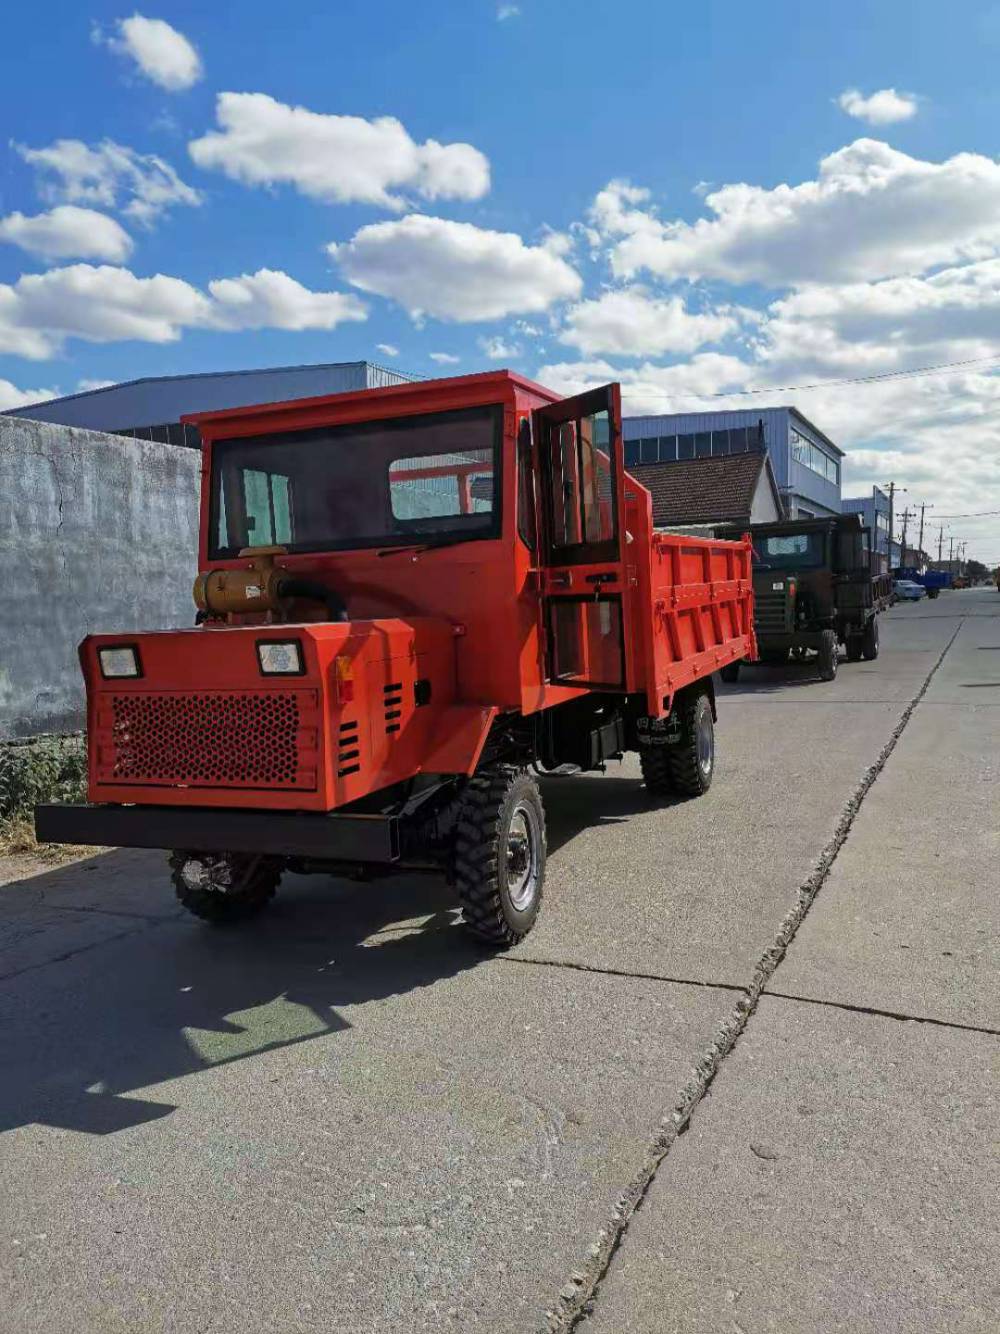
[0,734,87,860]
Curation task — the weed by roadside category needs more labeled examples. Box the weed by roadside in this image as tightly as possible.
[0,735,88,860]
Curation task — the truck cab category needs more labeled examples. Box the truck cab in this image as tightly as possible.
[718,513,880,682]
[37,372,754,946]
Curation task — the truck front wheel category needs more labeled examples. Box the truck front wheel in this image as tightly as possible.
[454,767,545,947]
[861,615,880,660]
[169,851,282,923]
[818,629,839,681]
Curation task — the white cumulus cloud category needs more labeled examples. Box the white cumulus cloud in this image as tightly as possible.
[0,379,60,411]
[479,336,521,360]
[0,206,133,263]
[758,259,1000,374]
[331,215,582,321]
[102,14,203,91]
[0,263,366,359]
[534,353,753,414]
[189,93,490,210]
[16,138,200,227]
[206,269,367,331]
[592,141,1000,286]
[837,87,918,126]
[429,352,461,364]
[376,342,399,357]
[560,287,738,357]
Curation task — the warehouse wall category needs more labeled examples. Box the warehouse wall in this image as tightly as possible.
[0,417,201,740]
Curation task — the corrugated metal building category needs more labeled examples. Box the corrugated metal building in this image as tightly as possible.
[842,486,892,572]
[3,360,416,449]
[623,405,843,519]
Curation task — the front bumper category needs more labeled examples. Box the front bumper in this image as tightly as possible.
[34,803,400,863]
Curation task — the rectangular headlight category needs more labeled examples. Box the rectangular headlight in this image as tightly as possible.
[98,645,140,678]
[257,640,304,676]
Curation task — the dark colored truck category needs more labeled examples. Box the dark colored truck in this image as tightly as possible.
[717,513,880,683]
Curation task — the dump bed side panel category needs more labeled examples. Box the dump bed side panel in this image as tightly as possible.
[631,517,754,717]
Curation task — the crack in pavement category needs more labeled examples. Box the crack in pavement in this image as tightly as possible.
[762,987,1000,1040]
[500,954,745,995]
[544,619,965,1332]
[0,917,168,985]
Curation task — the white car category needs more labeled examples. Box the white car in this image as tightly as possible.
[893,579,926,601]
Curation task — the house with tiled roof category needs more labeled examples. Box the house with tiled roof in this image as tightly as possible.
[628,449,784,532]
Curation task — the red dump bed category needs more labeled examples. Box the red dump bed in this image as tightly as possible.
[622,481,755,715]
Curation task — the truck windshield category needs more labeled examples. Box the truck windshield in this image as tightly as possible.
[754,532,825,570]
[209,404,501,559]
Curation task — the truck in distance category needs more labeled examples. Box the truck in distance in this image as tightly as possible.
[36,372,755,946]
[717,513,881,683]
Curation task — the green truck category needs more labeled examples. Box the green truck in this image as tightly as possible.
[718,514,885,683]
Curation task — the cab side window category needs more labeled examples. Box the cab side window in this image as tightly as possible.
[516,418,537,552]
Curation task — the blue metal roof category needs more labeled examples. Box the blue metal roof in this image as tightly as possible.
[2,360,417,432]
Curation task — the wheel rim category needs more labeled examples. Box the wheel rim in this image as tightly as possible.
[506,802,540,912]
[696,708,714,777]
[180,855,234,895]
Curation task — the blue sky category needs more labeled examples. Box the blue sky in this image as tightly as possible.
[2,1,999,560]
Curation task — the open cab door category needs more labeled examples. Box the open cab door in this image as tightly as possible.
[533,384,631,690]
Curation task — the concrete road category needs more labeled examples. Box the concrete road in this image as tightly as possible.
[1,589,997,1332]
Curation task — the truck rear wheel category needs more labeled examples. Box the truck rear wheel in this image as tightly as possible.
[927,587,939,599]
[818,629,839,681]
[639,742,675,796]
[845,633,864,662]
[454,767,545,947]
[666,690,715,798]
[719,661,740,683]
[169,851,282,923]
[861,615,880,660]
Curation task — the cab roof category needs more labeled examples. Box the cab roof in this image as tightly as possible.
[183,368,562,440]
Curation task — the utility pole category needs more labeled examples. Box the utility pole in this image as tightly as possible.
[917,502,932,569]
[883,482,905,571]
[949,535,955,568]
[937,525,945,563]
[899,506,912,566]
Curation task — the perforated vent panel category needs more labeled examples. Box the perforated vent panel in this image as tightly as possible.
[103,691,314,789]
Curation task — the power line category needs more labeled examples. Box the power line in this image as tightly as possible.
[618,352,1000,403]
[932,509,1000,518]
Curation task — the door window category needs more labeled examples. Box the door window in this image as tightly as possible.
[546,408,615,558]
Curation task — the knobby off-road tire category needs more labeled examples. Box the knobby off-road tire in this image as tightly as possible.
[661,690,715,799]
[818,628,839,681]
[454,767,546,947]
[169,851,282,923]
[862,615,880,660]
[639,742,675,796]
[719,661,740,684]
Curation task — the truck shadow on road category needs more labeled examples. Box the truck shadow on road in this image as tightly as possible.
[1,773,661,1139]
[0,858,477,1138]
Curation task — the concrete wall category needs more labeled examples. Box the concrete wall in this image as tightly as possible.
[0,417,201,740]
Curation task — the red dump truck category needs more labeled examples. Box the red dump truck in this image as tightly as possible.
[37,373,755,946]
